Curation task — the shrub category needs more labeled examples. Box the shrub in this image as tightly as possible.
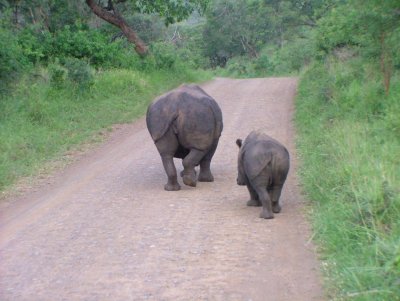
[48,62,68,88]
[17,26,50,64]
[146,42,178,70]
[0,27,30,92]
[253,51,273,74]
[16,23,141,69]
[225,56,250,76]
[63,58,94,89]
[49,25,113,66]
[269,38,316,74]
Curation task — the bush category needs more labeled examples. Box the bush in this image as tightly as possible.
[17,26,50,64]
[0,27,30,92]
[253,51,273,74]
[48,58,94,90]
[63,58,94,89]
[48,62,68,88]
[315,4,358,53]
[49,25,118,67]
[144,42,178,70]
[215,37,317,78]
[269,38,316,74]
[15,23,142,69]
[175,47,208,69]
[168,24,210,69]
[225,56,251,76]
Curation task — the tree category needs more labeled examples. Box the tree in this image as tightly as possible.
[202,0,336,67]
[85,0,209,56]
[316,0,400,94]
[203,0,269,66]
[2,0,90,31]
[353,0,400,95]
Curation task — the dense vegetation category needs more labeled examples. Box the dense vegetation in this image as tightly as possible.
[0,0,212,191]
[297,58,399,301]
[0,0,399,300]
[204,1,400,299]
[294,2,399,300]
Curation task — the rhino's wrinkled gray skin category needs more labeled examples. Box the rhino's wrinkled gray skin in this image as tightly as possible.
[236,130,290,219]
[146,84,223,191]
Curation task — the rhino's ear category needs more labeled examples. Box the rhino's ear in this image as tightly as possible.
[236,139,242,148]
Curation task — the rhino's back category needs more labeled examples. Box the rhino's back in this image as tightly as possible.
[146,85,223,148]
[241,130,289,180]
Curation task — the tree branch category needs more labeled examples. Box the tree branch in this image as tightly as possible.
[85,0,148,55]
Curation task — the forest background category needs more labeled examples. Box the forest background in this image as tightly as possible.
[0,0,399,300]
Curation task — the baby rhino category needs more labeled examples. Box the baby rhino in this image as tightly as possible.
[236,130,290,219]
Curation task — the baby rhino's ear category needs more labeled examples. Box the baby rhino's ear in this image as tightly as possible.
[236,139,242,148]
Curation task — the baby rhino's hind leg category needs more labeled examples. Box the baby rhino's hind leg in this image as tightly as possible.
[250,170,274,219]
[269,185,284,213]
[246,184,261,206]
[257,188,273,219]
[251,177,274,219]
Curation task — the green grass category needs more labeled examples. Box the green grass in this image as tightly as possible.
[0,66,212,192]
[295,57,400,300]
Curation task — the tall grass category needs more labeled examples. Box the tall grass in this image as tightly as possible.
[213,37,316,78]
[0,66,212,192]
[295,56,400,300]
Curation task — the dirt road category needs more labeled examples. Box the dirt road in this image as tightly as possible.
[0,78,324,300]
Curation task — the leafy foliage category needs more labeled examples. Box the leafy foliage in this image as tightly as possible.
[202,0,334,67]
[17,23,141,68]
[203,0,265,66]
[129,0,210,25]
[64,58,94,89]
[0,27,30,92]
[148,42,178,69]
[126,13,166,43]
[1,1,400,300]
[48,61,67,88]
[3,0,92,31]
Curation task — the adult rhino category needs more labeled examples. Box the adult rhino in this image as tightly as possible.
[236,130,290,219]
[146,84,223,191]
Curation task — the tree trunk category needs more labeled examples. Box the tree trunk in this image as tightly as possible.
[85,0,148,56]
[240,36,258,58]
[13,2,19,25]
[380,32,392,96]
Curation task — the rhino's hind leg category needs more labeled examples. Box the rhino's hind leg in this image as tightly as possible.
[155,128,181,191]
[182,149,207,187]
[258,189,274,219]
[198,141,218,182]
[180,168,196,178]
[269,185,284,213]
[198,159,214,182]
[161,155,181,191]
[251,178,274,219]
[246,184,261,207]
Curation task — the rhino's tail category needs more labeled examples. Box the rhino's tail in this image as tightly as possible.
[207,97,223,139]
[146,102,178,143]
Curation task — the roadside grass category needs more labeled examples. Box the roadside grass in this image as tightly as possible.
[295,58,400,300]
[0,66,212,193]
